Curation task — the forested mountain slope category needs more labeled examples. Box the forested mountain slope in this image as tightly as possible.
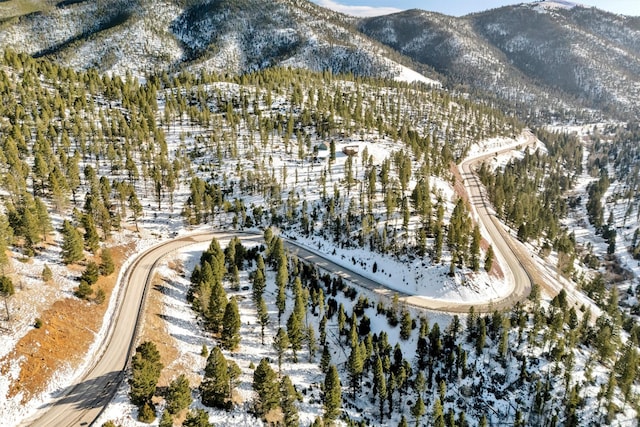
[0,0,435,80]
[360,2,640,120]
[3,0,640,120]
[0,49,525,424]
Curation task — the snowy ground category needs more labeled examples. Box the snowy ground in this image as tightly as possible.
[392,64,441,87]
[95,234,457,427]
[285,233,508,304]
[2,54,632,425]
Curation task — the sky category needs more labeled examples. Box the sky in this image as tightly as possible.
[311,0,640,17]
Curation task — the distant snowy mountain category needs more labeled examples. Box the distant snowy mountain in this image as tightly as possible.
[537,0,579,11]
[1,0,639,119]
[360,2,640,118]
[0,0,438,82]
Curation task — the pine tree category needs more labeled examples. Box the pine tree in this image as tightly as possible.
[61,220,84,264]
[373,356,386,422]
[429,322,442,358]
[411,396,425,427]
[514,409,523,427]
[129,191,143,232]
[287,311,303,362]
[400,310,412,340]
[276,285,286,324]
[499,322,509,360]
[434,225,444,263]
[321,345,332,373]
[74,280,93,300]
[484,245,494,272]
[227,360,242,398]
[432,397,445,427]
[337,304,346,334]
[42,264,53,282]
[476,317,486,355]
[221,297,241,350]
[273,327,290,372]
[275,254,288,322]
[100,248,115,276]
[257,296,269,345]
[347,344,364,398]
[34,197,53,243]
[615,342,638,402]
[323,365,341,424]
[183,409,213,427]
[0,213,12,273]
[129,341,163,407]
[138,402,156,423]
[253,358,281,418]
[82,214,100,254]
[159,410,173,427]
[166,374,191,415]
[200,347,229,408]
[471,224,481,271]
[414,371,426,396]
[207,280,227,334]
[81,261,100,285]
[280,375,300,427]
[252,266,266,301]
[0,276,15,320]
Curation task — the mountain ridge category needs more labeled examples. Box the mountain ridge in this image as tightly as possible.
[1,0,639,119]
[0,0,439,83]
[360,2,640,119]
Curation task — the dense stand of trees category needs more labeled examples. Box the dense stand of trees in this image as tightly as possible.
[478,129,584,275]
[3,46,638,426]
[178,234,640,426]
[0,48,520,319]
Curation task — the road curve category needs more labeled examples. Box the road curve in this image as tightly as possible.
[26,135,537,425]
[456,135,537,312]
[287,134,537,313]
[24,233,217,427]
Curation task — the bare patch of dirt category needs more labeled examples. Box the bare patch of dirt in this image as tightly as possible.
[138,258,202,388]
[450,161,470,207]
[138,273,181,387]
[0,242,135,403]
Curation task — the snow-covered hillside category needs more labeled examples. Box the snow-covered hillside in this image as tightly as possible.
[0,0,439,84]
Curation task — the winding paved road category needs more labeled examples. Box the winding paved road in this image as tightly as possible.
[456,133,538,311]
[287,133,538,313]
[24,233,218,427]
[26,132,540,426]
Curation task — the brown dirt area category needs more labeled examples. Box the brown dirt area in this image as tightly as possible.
[137,257,203,388]
[139,272,182,387]
[450,161,470,207]
[0,242,135,403]
[138,258,206,425]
